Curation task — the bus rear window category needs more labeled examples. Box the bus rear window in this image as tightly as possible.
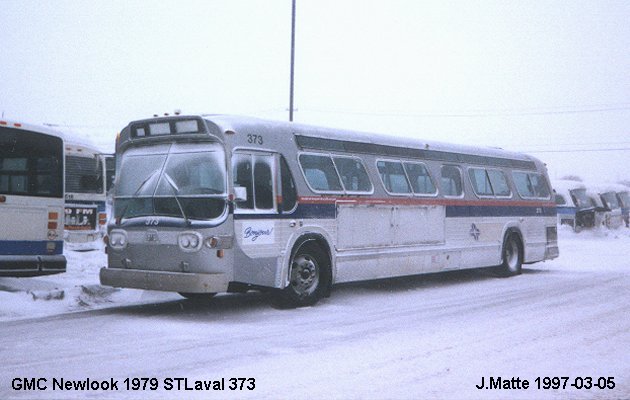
[0,127,63,198]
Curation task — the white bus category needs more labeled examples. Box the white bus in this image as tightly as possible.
[64,138,108,249]
[100,115,559,307]
[592,183,626,230]
[552,179,602,231]
[0,119,66,276]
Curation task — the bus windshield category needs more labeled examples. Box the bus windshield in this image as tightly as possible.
[66,155,104,194]
[600,192,619,209]
[0,127,63,198]
[114,143,227,221]
[570,188,592,209]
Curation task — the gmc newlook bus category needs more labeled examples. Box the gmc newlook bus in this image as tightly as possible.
[64,138,108,249]
[100,115,558,307]
[553,179,602,231]
[0,119,66,276]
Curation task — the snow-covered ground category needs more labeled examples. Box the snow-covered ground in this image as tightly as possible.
[0,242,178,322]
[1,226,629,399]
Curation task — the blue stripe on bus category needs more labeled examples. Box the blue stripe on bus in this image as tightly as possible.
[445,205,556,218]
[0,241,64,256]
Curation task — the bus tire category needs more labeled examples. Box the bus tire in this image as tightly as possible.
[278,241,331,308]
[178,292,217,301]
[495,233,523,277]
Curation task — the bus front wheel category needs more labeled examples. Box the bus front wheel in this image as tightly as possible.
[278,242,330,308]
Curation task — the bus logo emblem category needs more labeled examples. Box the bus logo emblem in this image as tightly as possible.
[145,229,159,242]
[470,223,481,241]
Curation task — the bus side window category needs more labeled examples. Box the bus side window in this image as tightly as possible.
[529,174,550,198]
[487,169,511,197]
[233,153,254,209]
[377,160,411,194]
[469,168,493,196]
[333,156,372,193]
[441,165,462,197]
[280,156,297,212]
[299,154,343,192]
[233,152,276,212]
[513,171,551,199]
[254,155,274,210]
[404,162,437,195]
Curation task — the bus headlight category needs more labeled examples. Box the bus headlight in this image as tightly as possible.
[109,230,128,249]
[178,232,202,252]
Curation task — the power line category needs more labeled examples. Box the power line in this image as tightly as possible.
[519,147,630,154]
[518,140,630,148]
[301,104,630,118]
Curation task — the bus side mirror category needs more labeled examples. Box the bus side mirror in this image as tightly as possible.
[233,186,248,203]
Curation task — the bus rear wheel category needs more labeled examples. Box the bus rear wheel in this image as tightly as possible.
[495,233,522,277]
[278,242,330,308]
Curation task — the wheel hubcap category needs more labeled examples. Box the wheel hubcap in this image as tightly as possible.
[290,254,319,297]
[506,240,519,271]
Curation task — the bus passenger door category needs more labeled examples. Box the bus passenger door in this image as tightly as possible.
[232,151,283,287]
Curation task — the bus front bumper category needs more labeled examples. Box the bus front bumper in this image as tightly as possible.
[99,267,229,293]
[0,255,66,277]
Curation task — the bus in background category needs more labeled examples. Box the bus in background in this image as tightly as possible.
[593,183,627,229]
[100,115,558,307]
[553,180,582,229]
[64,138,108,250]
[553,179,612,231]
[617,188,630,228]
[0,119,66,277]
[104,153,116,194]
[585,185,623,230]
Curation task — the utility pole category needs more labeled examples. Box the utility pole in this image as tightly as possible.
[289,0,296,122]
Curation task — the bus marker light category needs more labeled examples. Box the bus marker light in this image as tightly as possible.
[0,195,6,203]
[48,221,58,230]
[217,250,224,258]
[48,212,59,220]
[207,237,219,248]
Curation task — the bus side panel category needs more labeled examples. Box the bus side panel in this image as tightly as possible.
[520,216,552,263]
[445,216,504,267]
[336,204,394,249]
[0,205,48,240]
[232,218,337,288]
[334,203,447,282]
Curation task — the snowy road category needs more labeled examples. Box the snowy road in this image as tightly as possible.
[1,230,629,399]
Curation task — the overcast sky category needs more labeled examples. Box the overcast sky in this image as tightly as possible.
[1,0,629,183]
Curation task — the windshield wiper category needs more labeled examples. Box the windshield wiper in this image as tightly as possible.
[163,173,190,226]
[117,170,160,222]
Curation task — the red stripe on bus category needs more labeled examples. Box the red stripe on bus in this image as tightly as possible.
[297,196,555,208]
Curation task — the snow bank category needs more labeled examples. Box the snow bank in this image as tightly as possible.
[0,242,177,321]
